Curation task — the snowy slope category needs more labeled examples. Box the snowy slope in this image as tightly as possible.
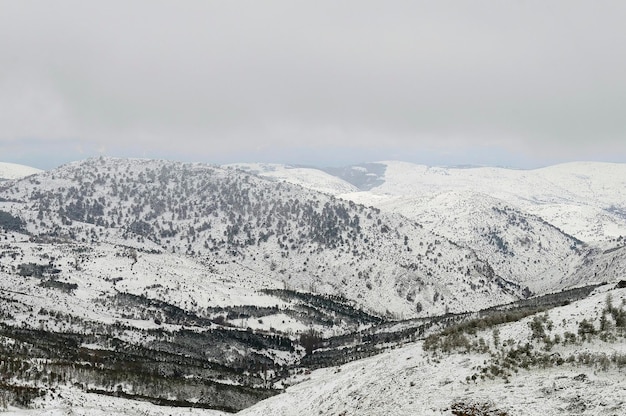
[345,161,626,243]
[0,162,42,180]
[567,243,626,287]
[225,163,359,195]
[233,161,621,295]
[0,236,297,411]
[215,160,626,298]
[364,161,626,204]
[240,286,626,416]
[0,238,289,329]
[0,157,527,319]
[347,189,588,294]
[2,388,227,416]
[2,157,625,415]
[230,160,626,243]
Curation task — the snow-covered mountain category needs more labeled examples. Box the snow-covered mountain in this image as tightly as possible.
[1,156,624,414]
[0,162,42,180]
[241,161,626,244]
[346,190,589,295]
[0,157,533,319]
[344,161,626,244]
[2,156,609,318]
[225,160,626,295]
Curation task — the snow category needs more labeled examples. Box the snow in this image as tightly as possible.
[251,160,626,244]
[0,162,42,180]
[343,161,626,244]
[224,163,359,195]
[1,157,626,415]
[0,239,294,330]
[2,386,227,415]
[241,344,626,415]
[250,160,626,294]
[241,287,626,416]
[230,313,311,335]
[2,157,537,319]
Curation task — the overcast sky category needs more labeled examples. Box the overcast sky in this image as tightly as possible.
[2,1,626,169]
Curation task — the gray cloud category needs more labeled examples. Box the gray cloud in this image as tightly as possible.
[1,0,626,168]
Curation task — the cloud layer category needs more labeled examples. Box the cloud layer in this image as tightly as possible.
[2,1,626,168]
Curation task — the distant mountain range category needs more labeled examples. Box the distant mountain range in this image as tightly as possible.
[231,160,626,244]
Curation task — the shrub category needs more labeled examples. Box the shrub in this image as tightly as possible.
[449,400,509,416]
[578,319,595,341]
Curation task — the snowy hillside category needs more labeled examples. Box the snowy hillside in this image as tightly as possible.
[1,389,228,416]
[241,285,626,416]
[347,190,588,295]
[243,160,626,243]
[10,285,624,415]
[568,243,626,287]
[344,161,626,243]
[229,160,626,296]
[0,162,42,180]
[0,236,303,411]
[0,157,526,319]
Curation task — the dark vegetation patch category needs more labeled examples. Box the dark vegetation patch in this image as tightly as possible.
[261,289,384,325]
[0,210,25,232]
[0,322,280,412]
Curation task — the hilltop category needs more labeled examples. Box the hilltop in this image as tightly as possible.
[0,162,42,180]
